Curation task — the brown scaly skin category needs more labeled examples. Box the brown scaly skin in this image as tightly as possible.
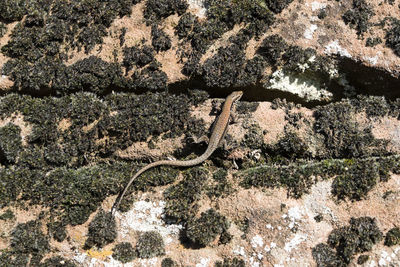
[111,91,243,214]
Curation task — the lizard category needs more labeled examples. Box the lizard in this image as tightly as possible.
[111,90,243,214]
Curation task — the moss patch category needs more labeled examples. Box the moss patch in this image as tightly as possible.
[40,256,77,267]
[0,0,28,22]
[163,167,209,224]
[0,0,180,95]
[313,100,388,158]
[0,90,207,241]
[0,22,6,37]
[185,209,230,247]
[0,220,50,266]
[384,227,400,246]
[342,0,375,36]
[313,217,383,265]
[385,18,400,57]
[238,155,400,199]
[151,25,172,52]
[0,123,22,164]
[112,242,137,263]
[136,231,165,258]
[215,257,246,267]
[161,257,177,267]
[0,209,14,221]
[84,210,117,249]
[206,169,233,199]
[143,0,188,23]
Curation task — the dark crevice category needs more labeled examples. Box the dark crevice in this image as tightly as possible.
[2,56,400,109]
[168,78,340,108]
[337,57,400,99]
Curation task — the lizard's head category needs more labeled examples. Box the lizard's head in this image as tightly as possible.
[230,90,243,102]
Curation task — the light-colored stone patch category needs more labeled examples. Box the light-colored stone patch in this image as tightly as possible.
[0,75,13,90]
[115,199,182,242]
[155,14,186,83]
[252,102,286,145]
[187,0,207,18]
[58,118,72,132]
[324,40,352,58]
[372,116,400,153]
[116,134,186,160]
[65,2,151,66]
[267,69,333,102]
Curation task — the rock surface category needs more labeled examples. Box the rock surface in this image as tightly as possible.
[0,0,399,266]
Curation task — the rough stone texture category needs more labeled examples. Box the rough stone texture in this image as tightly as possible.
[0,0,399,266]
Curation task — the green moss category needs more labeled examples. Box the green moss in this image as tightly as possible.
[384,227,400,246]
[213,169,227,182]
[113,242,137,263]
[0,167,41,209]
[175,13,198,39]
[0,22,6,37]
[185,209,230,247]
[264,0,294,13]
[10,220,50,266]
[386,18,400,57]
[241,122,265,150]
[151,25,172,52]
[40,256,77,267]
[0,91,207,229]
[177,0,274,76]
[342,0,375,36]
[312,243,345,267]
[161,257,177,267]
[144,0,188,23]
[238,155,400,199]
[0,123,22,164]
[235,101,259,114]
[66,56,126,95]
[313,217,383,266]
[136,231,165,258]
[47,221,67,242]
[164,167,209,224]
[123,45,155,71]
[29,163,127,225]
[215,257,246,267]
[257,34,287,65]
[0,0,28,22]
[366,37,382,47]
[270,131,308,159]
[0,209,14,221]
[357,255,369,265]
[237,56,267,87]
[0,0,141,94]
[206,169,233,199]
[84,210,117,249]
[0,249,29,267]
[313,100,388,158]
[327,217,382,264]
[103,92,198,149]
[332,160,379,201]
[133,66,168,91]
[314,214,323,223]
[202,44,246,88]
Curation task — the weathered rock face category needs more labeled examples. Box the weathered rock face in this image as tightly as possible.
[0,0,399,266]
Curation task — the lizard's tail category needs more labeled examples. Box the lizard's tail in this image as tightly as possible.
[111,160,170,215]
[111,149,214,215]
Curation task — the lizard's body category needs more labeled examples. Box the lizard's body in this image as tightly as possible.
[112,91,243,214]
